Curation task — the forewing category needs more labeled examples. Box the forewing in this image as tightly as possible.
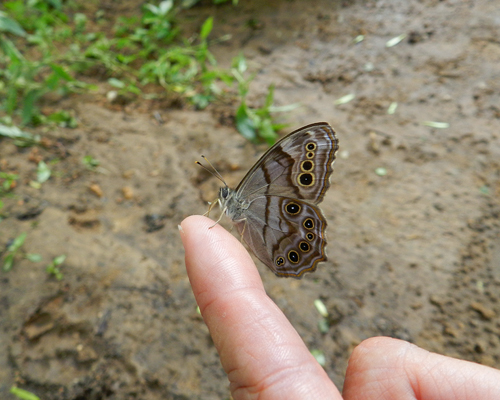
[235,122,338,205]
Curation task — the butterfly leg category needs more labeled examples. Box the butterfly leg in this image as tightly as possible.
[238,218,248,243]
[208,206,226,229]
[204,198,219,217]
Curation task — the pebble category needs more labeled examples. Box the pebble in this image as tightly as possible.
[89,183,103,198]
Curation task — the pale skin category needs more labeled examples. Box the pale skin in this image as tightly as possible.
[180,215,500,400]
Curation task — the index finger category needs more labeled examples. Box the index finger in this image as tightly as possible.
[180,215,341,400]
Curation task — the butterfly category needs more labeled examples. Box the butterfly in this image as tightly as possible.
[201,122,339,278]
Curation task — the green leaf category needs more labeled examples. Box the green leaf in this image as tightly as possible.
[37,161,51,183]
[235,103,256,141]
[386,34,406,48]
[181,0,200,8]
[26,253,42,262]
[47,111,78,128]
[53,254,66,265]
[82,155,100,169]
[422,121,449,129]
[10,386,40,400]
[21,90,42,126]
[108,78,126,88]
[334,93,355,105]
[74,13,87,31]
[200,17,213,40]
[5,85,18,114]
[3,253,14,271]
[9,232,27,252]
[50,64,74,82]
[46,261,64,280]
[264,84,275,109]
[310,349,326,366]
[375,167,388,176]
[387,102,398,114]
[0,124,40,146]
[314,299,329,317]
[144,4,159,15]
[232,53,247,74]
[47,0,63,10]
[258,118,278,145]
[158,0,174,15]
[0,36,24,61]
[29,181,42,189]
[318,318,329,334]
[0,124,31,140]
[0,12,27,36]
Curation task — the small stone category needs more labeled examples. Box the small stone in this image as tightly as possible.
[375,167,387,176]
[76,345,98,362]
[107,90,118,102]
[89,183,103,198]
[122,169,135,179]
[28,148,43,164]
[368,131,380,154]
[339,150,350,159]
[24,319,55,340]
[122,186,134,200]
[443,324,458,337]
[470,302,496,320]
[433,203,445,211]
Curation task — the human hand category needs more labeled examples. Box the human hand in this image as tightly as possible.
[180,215,500,400]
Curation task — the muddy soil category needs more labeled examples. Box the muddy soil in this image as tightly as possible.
[1,0,500,399]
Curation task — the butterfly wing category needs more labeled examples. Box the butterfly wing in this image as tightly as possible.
[235,122,339,205]
[224,122,338,278]
[233,196,327,278]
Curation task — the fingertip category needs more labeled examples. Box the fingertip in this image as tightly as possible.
[180,214,264,302]
[344,336,500,400]
[179,214,210,237]
[350,336,414,360]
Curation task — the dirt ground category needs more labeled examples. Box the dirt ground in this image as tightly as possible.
[1,0,500,398]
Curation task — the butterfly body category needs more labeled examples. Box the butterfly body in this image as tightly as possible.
[216,122,339,279]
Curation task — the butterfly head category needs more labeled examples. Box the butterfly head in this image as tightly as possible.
[218,185,235,210]
[219,185,246,221]
[219,186,230,200]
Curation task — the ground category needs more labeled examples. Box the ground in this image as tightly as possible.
[1,0,500,399]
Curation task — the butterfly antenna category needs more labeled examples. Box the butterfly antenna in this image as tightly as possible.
[196,156,228,187]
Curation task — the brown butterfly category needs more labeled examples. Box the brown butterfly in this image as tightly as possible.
[203,122,339,278]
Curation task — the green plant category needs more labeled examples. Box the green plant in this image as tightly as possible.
[10,386,40,400]
[232,54,298,144]
[0,10,26,36]
[82,155,100,170]
[44,110,78,128]
[0,17,91,126]
[182,0,239,7]
[0,171,18,194]
[2,1,295,140]
[1,0,91,124]
[0,169,19,219]
[132,16,232,109]
[36,160,51,183]
[1,1,233,125]
[2,232,41,271]
[0,123,41,146]
[46,254,66,280]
